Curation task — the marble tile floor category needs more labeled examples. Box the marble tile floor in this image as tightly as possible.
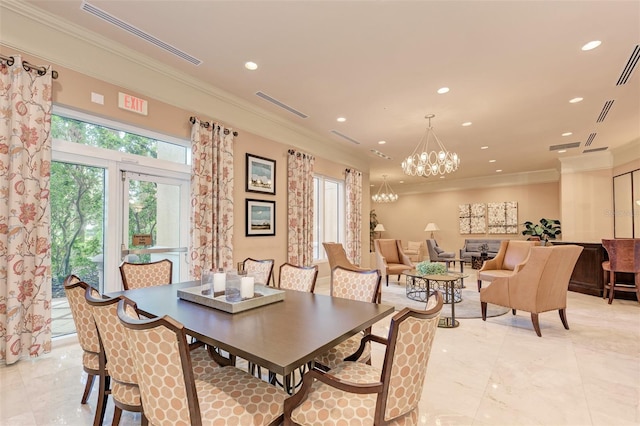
[1,272,638,425]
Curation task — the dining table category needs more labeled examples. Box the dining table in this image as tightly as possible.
[110,281,395,392]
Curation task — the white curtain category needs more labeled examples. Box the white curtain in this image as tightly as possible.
[190,119,234,278]
[287,149,315,265]
[345,169,363,265]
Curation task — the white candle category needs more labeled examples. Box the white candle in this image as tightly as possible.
[213,271,226,293]
[240,276,254,299]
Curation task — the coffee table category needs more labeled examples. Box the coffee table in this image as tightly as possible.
[403,270,467,328]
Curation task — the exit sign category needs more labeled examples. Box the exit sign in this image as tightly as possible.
[118,92,148,116]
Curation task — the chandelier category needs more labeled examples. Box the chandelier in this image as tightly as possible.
[372,175,398,203]
[401,114,460,177]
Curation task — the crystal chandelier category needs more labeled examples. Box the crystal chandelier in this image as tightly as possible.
[372,175,399,203]
[401,114,460,177]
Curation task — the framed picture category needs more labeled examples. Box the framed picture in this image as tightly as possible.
[246,153,276,194]
[246,199,276,236]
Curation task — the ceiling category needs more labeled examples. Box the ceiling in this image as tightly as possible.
[25,1,640,189]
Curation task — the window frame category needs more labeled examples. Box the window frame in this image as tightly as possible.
[313,174,345,262]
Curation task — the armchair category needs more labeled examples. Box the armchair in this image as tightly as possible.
[374,239,413,286]
[403,240,425,262]
[322,242,368,272]
[426,239,455,262]
[480,245,583,336]
[477,240,539,291]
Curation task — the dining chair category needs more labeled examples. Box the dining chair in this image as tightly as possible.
[314,266,381,371]
[119,259,173,290]
[277,263,318,292]
[63,275,109,426]
[602,239,640,304]
[284,291,444,425]
[243,257,275,286]
[116,298,287,426]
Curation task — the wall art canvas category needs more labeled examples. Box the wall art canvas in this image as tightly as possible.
[246,199,275,236]
[488,201,518,234]
[246,153,276,194]
[459,203,486,234]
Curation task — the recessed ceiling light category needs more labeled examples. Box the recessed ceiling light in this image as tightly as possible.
[244,61,258,70]
[558,149,567,153]
[562,132,573,137]
[399,180,404,184]
[496,169,502,173]
[462,122,472,127]
[437,87,450,94]
[440,176,445,179]
[581,40,601,51]
[481,146,489,150]
[489,159,496,163]
[378,140,386,145]
[569,97,584,103]
[336,117,346,122]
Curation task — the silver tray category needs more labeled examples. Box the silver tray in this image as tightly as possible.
[177,284,285,313]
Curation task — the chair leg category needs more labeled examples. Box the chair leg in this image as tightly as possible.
[512,309,516,315]
[141,414,149,426]
[93,374,110,426]
[477,279,482,292]
[81,373,95,404]
[111,407,122,426]
[608,272,616,304]
[558,309,569,330]
[531,313,541,337]
[386,276,389,286]
[602,270,608,299]
[481,302,487,321]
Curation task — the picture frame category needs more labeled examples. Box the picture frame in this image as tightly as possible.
[246,199,276,236]
[246,153,276,195]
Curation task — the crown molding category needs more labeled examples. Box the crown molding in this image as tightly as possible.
[559,152,613,174]
[612,138,640,168]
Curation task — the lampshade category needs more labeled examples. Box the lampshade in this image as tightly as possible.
[374,224,386,232]
[372,175,398,203]
[401,114,460,177]
[424,223,440,232]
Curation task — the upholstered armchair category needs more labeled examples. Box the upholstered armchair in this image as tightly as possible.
[322,242,368,272]
[480,245,583,337]
[477,240,539,291]
[403,240,425,262]
[374,239,413,286]
[426,239,455,262]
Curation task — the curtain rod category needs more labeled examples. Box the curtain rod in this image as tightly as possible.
[288,149,314,160]
[0,54,59,79]
[189,116,238,136]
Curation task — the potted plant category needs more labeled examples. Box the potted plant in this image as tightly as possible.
[479,243,489,258]
[521,218,561,243]
[416,261,448,276]
[369,210,378,252]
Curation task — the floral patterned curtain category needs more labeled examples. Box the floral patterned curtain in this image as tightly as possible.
[0,56,53,364]
[345,168,363,265]
[287,149,315,265]
[190,119,234,278]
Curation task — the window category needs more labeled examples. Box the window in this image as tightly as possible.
[313,175,345,260]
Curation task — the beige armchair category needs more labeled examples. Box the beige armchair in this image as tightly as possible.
[374,239,413,286]
[403,240,425,262]
[477,240,539,291]
[322,242,368,272]
[480,245,583,337]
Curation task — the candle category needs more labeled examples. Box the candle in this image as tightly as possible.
[240,276,254,299]
[213,270,226,293]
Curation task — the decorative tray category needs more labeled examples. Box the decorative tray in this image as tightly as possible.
[177,284,285,314]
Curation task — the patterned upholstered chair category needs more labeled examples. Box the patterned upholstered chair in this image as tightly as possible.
[63,275,109,426]
[243,257,275,286]
[314,266,381,371]
[117,298,287,426]
[284,292,444,425]
[119,259,173,290]
[278,263,318,293]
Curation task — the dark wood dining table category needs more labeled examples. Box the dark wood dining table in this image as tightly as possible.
[110,281,394,385]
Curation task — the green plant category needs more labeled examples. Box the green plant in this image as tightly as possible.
[521,218,561,241]
[416,261,447,276]
[369,209,378,252]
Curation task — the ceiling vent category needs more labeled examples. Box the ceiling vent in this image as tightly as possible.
[330,130,360,145]
[617,44,639,85]
[255,91,308,118]
[549,142,580,151]
[585,133,597,147]
[584,147,608,153]
[596,100,614,123]
[370,149,392,160]
[81,1,201,65]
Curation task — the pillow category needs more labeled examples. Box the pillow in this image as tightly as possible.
[434,246,445,254]
[408,241,422,251]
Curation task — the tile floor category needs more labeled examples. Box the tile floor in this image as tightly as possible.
[1,272,638,425]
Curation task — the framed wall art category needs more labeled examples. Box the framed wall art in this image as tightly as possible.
[246,199,275,236]
[487,201,518,234]
[246,153,276,195]
[459,203,486,234]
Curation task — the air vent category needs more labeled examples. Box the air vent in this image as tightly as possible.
[549,142,580,151]
[584,147,608,153]
[585,133,597,147]
[255,91,308,118]
[596,100,614,123]
[370,149,392,160]
[81,1,201,65]
[330,130,360,145]
[617,44,639,85]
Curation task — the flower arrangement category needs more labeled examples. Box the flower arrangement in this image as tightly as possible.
[479,243,489,255]
[416,261,447,276]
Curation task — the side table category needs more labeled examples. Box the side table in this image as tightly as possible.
[471,255,494,270]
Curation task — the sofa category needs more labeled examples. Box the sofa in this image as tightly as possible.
[459,239,503,262]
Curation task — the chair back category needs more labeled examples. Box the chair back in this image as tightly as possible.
[63,275,100,355]
[85,291,138,387]
[375,239,402,264]
[502,240,538,270]
[379,291,443,421]
[331,266,380,303]
[117,298,201,425]
[278,263,318,292]
[119,259,173,290]
[532,245,583,311]
[602,239,640,273]
[322,242,362,271]
[243,258,275,285]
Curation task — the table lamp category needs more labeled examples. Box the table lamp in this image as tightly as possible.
[374,223,385,238]
[424,222,440,239]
